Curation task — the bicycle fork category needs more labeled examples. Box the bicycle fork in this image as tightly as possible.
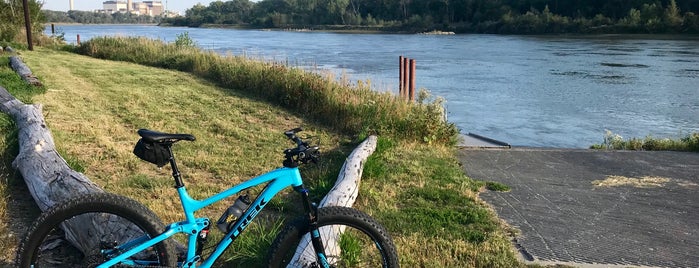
[294,185,331,268]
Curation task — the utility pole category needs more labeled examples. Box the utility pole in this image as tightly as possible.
[22,0,33,51]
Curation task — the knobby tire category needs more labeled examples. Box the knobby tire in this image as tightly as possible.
[16,192,177,268]
[267,206,399,268]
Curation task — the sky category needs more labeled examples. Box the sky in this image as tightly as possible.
[41,0,217,14]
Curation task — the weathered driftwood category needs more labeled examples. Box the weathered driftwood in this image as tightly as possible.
[291,135,378,266]
[0,88,101,211]
[0,85,106,254]
[319,135,377,208]
[0,85,177,259]
[9,56,42,86]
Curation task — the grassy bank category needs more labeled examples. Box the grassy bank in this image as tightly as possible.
[0,47,523,267]
[73,36,458,145]
[591,130,699,152]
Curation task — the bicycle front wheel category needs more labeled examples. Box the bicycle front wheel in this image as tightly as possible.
[16,192,177,268]
[267,206,399,268]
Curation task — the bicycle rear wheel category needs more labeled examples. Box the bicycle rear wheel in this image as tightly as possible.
[16,192,177,268]
[267,206,399,268]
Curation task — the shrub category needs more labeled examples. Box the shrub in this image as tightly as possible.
[174,32,197,48]
[591,130,699,152]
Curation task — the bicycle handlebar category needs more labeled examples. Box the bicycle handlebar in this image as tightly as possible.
[284,127,304,146]
[283,127,319,168]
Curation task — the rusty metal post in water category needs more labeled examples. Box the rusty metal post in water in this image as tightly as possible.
[399,56,404,97]
[402,57,409,100]
[77,34,81,45]
[409,59,416,102]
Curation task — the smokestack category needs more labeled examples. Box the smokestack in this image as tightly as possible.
[127,0,132,12]
[69,0,74,10]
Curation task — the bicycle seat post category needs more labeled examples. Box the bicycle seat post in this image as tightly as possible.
[166,146,185,188]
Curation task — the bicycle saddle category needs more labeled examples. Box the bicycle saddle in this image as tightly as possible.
[137,129,196,143]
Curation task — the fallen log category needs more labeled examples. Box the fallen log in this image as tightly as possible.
[0,85,106,254]
[9,56,42,86]
[291,135,378,266]
[319,135,377,208]
[0,87,101,211]
[0,84,177,259]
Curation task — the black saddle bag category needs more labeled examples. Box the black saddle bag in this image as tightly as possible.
[133,139,171,167]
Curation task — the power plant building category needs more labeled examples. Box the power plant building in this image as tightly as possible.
[98,0,164,16]
[101,1,128,13]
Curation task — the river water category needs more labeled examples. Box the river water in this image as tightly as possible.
[46,25,699,148]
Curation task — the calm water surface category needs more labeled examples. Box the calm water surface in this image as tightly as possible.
[47,25,699,148]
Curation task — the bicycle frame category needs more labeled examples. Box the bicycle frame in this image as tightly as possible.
[98,163,306,268]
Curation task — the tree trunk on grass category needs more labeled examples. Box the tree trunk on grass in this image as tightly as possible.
[9,56,42,86]
[0,88,103,211]
[291,135,378,266]
[2,84,186,260]
[0,85,114,255]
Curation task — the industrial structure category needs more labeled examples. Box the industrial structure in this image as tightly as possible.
[97,0,165,16]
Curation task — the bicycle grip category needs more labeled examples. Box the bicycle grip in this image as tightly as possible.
[285,127,303,137]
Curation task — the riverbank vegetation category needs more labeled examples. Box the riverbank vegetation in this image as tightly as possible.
[0,46,523,266]
[73,35,458,144]
[591,130,699,152]
[165,0,699,34]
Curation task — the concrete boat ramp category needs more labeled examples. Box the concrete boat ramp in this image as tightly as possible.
[457,142,699,268]
[458,133,511,148]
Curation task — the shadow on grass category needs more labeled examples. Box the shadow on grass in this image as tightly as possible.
[1,115,42,265]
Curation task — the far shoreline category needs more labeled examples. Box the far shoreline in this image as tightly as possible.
[46,22,158,26]
[45,22,699,39]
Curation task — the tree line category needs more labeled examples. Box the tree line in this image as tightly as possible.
[164,0,699,33]
[1,1,160,44]
[44,10,161,24]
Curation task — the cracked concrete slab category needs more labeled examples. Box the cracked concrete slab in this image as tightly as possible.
[458,148,699,268]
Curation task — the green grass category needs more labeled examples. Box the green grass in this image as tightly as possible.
[0,114,16,263]
[0,57,46,102]
[0,47,525,267]
[591,130,699,152]
[213,218,285,266]
[486,181,511,192]
[339,232,363,266]
[358,137,521,267]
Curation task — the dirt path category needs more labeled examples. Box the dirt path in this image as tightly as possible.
[2,179,41,266]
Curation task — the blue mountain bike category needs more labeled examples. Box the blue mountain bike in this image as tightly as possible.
[16,128,399,267]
